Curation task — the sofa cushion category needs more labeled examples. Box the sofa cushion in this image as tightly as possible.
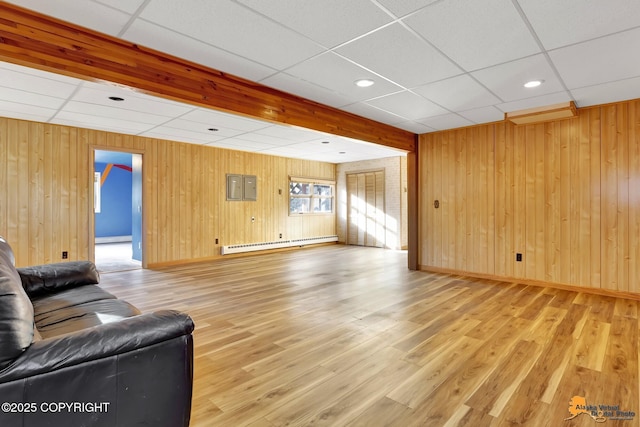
[31,284,117,316]
[18,260,100,297]
[0,238,35,368]
[35,299,141,338]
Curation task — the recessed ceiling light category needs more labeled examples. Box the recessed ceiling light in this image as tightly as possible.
[108,96,125,101]
[524,80,544,88]
[354,79,374,88]
[208,128,219,132]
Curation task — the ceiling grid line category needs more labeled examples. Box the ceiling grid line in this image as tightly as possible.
[511,0,574,101]
[114,0,153,39]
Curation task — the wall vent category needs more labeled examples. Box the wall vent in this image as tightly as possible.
[221,235,338,255]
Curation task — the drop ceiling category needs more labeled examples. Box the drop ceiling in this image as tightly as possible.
[2,0,640,163]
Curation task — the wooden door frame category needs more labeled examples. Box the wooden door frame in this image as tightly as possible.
[89,146,147,268]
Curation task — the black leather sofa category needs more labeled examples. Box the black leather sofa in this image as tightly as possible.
[0,236,194,427]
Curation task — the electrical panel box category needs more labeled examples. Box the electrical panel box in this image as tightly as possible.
[226,174,243,201]
[243,175,257,201]
[226,174,257,201]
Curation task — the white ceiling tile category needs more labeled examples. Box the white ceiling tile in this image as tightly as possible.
[61,101,169,125]
[159,118,244,138]
[254,125,321,142]
[138,131,215,145]
[0,61,75,83]
[376,0,440,17]
[139,0,324,69]
[458,106,505,124]
[316,153,352,163]
[0,101,56,121]
[294,137,402,161]
[259,147,308,159]
[412,74,501,111]
[518,0,640,49]
[417,113,473,131]
[496,91,572,114]
[210,138,275,151]
[336,23,461,88]
[0,64,79,98]
[549,27,640,90]
[179,109,271,132]
[329,154,364,163]
[231,133,296,147]
[50,120,148,136]
[201,142,243,155]
[342,136,386,149]
[472,54,566,102]
[138,130,206,145]
[300,140,347,154]
[139,126,217,143]
[366,91,448,121]
[404,0,540,71]
[260,73,352,108]
[288,140,341,152]
[267,143,320,154]
[284,52,404,102]
[122,20,276,82]
[394,121,437,134]
[236,0,392,48]
[322,138,359,152]
[570,76,640,108]
[3,0,132,36]
[0,86,66,110]
[340,102,406,126]
[337,150,394,162]
[73,83,193,117]
[94,0,145,14]
[52,111,155,133]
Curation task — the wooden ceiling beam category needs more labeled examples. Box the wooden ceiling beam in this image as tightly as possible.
[0,3,415,152]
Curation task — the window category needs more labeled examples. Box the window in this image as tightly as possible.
[289,177,334,215]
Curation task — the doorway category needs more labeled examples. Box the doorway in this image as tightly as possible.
[93,149,143,272]
[346,170,385,247]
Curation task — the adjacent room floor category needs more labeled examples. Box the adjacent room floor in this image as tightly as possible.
[98,245,639,426]
[94,242,141,273]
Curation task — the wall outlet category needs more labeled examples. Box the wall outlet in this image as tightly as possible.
[62,251,68,259]
[516,253,522,262]
[279,233,282,239]
[215,238,219,244]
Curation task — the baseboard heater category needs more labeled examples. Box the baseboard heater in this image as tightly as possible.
[221,235,338,255]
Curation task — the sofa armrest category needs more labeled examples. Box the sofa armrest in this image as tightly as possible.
[0,310,194,383]
[17,261,100,297]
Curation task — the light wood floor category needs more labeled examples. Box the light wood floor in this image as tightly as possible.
[99,245,639,427]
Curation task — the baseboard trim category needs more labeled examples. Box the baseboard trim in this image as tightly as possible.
[419,265,640,302]
[148,242,339,269]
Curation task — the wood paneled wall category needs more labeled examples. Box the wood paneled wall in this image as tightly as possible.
[0,117,335,267]
[419,99,640,294]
